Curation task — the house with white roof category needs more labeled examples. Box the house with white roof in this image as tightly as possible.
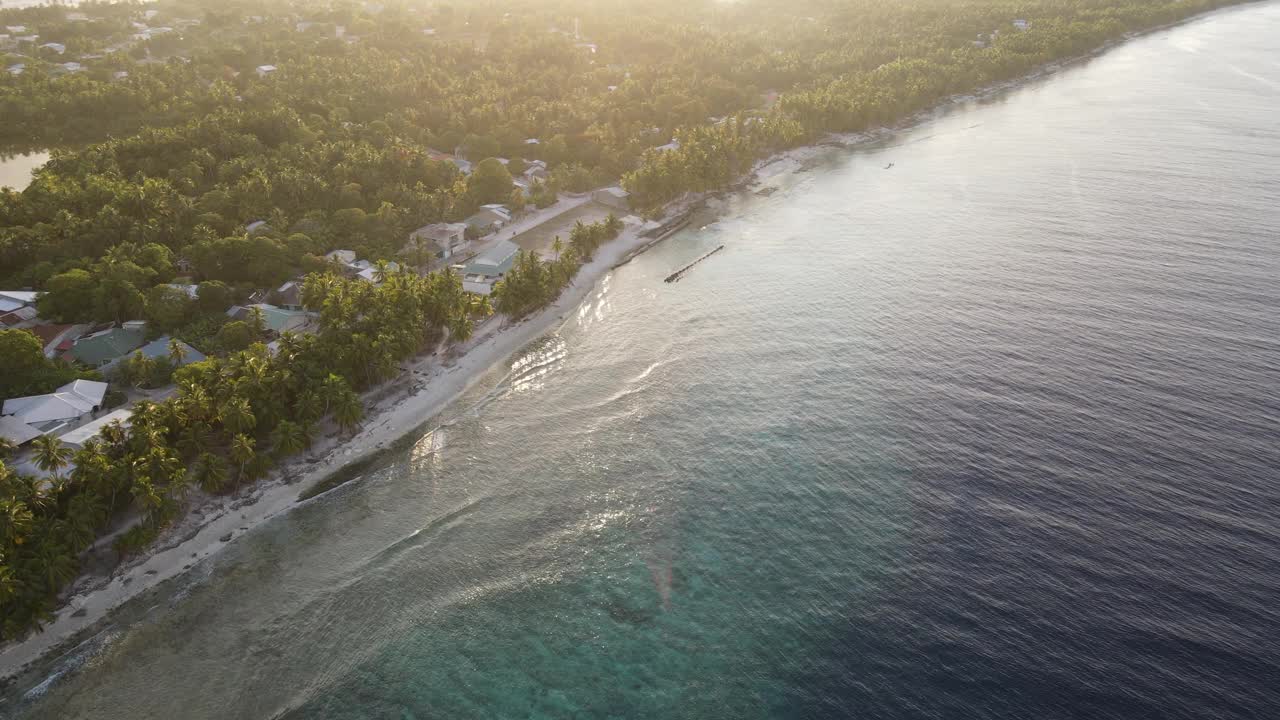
[256,65,277,78]
[39,42,66,54]
[325,249,357,265]
[0,291,39,314]
[523,160,548,180]
[58,409,132,451]
[2,379,109,433]
[593,186,630,210]
[406,223,469,261]
[356,262,400,283]
[464,205,512,236]
[0,416,41,447]
[274,280,304,310]
[165,283,200,299]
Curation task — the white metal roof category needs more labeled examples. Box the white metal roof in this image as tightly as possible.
[0,416,40,445]
[58,409,133,449]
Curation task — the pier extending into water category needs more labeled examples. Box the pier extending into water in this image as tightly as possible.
[664,245,725,283]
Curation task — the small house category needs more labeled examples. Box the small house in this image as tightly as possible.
[67,326,146,367]
[1,306,39,328]
[407,223,469,261]
[356,262,400,283]
[132,336,206,367]
[593,186,630,210]
[274,280,304,310]
[226,303,313,337]
[325,249,357,265]
[256,64,277,78]
[164,283,200,299]
[523,160,548,180]
[0,290,39,314]
[39,42,66,54]
[464,205,512,236]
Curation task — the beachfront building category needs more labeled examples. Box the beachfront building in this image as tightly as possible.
[67,325,147,367]
[461,240,520,295]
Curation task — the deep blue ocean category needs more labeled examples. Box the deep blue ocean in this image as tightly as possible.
[7,3,1280,718]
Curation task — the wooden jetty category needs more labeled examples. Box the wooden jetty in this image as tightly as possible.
[664,245,725,283]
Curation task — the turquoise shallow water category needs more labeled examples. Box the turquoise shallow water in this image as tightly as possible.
[7,3,1280,718]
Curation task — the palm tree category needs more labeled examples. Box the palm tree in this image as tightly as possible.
[551,235,563,261]
[0,498,33,547]
[31,436,73,485]
[0,437,15,460]
[320,373,347,416]
[66,493,107,548]
[270,420,307,458]
[194,452,229,493]
[167,337,187,367]
[37,542,79,591]
[373,259,392,284]
[229,434,256,490]
[248,306,267,338]
[296,390,323,425]
[219,396,256,436]
[333,391,364,435]
[177,421,216,459]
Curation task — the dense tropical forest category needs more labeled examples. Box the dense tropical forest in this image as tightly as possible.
[0,0,1246,639]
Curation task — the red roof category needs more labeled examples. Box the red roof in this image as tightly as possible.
[30,323,71,346]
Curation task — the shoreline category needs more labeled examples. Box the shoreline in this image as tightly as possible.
[0,1,1252,686]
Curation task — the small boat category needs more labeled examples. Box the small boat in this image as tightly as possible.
[884,162,894,169]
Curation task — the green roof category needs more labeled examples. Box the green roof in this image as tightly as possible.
[256,306,308,333]
[69,327,146,367]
